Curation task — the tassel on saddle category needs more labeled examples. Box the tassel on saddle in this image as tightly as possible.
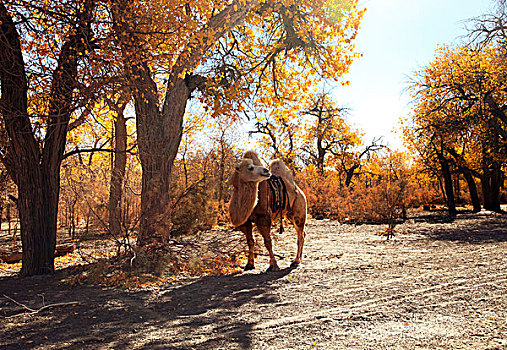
[268,175,291,234]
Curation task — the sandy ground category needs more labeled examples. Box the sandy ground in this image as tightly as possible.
[1,211,506,349]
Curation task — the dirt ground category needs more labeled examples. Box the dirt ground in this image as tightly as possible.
[1,210,506,350]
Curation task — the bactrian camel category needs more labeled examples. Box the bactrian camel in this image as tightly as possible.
[229,151,307,271]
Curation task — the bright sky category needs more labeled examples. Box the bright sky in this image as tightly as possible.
[333,0,495,149]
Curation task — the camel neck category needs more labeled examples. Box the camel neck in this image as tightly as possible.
[230,180,259,227]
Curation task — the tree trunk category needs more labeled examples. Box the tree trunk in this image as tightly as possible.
[316,137,326,176]
[108,107,127,238]
[136,78,190,244]
[1,2,54,275]
[462,170,481,212]
[480,130,503,212]
[217,142,226,217]
[438,155,456,216]
[17,167,60,275]
[454,173,461,204]
[481,162,502,212]
[124,52,190,244]
[115,0,259,246]
[344,163,360,187]
[446,147,481,212]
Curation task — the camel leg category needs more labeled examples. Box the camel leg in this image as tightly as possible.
[291,224,306,268]
[258,225,280,272]
[288,214,306,268]
[239,220,255,270]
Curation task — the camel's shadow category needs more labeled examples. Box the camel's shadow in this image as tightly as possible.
[116,266,295,349]
[154,266,294,315]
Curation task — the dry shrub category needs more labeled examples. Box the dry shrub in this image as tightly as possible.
[298,167,347,219]
[298,167,377,222]
[302,180,407,223]
[299,152,431,224]
[170,186,219,235]
[169,148,238,235]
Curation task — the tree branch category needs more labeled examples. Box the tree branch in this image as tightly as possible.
[2,294,80,318]
[62,144,137,160]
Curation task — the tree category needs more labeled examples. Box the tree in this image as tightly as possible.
[111,0,365,245]
[106,94,131,239]
[208,116,242,219]
[0,0,99,275]
[250,108,302,168]
[366,150,412,235]
[298,93,385,186]
[300,93,350,176]
[406,45,507,213]
[468,0,507,49]
[334,137,385,188]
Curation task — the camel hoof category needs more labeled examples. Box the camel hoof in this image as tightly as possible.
[290,260,300,269]
[266,264,280,272]
[244,263,255,271]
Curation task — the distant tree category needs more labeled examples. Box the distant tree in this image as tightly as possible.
[300,93,352,176]
[250,109,302,168]
[335,137,385,188]
[406,45,507,213]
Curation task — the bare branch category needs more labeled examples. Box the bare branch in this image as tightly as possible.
[62,144,137,160]
[2,294,80,318]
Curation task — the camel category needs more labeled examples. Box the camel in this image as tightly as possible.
[229,151,307,271]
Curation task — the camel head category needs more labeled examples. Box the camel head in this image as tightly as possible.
[233,158,270,186]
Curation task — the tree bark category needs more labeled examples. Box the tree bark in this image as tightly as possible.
[1,2,53,274]
[17,169,59,274]
[437,154,456,216]
[108,105,128,238]
[216,135,228,216]
[462,169,481,212]
[445,147,481,212]
[484,95,507,140]
[344,164,360,187]
[316,137,326,176]
[480,130,503,212]
[136,74,190,244]
[481,162,502,212]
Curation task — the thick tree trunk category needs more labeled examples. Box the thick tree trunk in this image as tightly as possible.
[108,108,127,237]
[462,170,481,212]
[1,2,54,275]
[17,167,60,275]
[114,0,260,245]
[134,74,191,245]
[438,155,456,216]
[481,163,502,212]
[480,131,503,212]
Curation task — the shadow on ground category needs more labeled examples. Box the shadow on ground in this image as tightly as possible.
[411,212,507,243]
[0,267,293,349]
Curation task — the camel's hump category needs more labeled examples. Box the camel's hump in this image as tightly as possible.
[243,151,263,166]
[269,159,295,186]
